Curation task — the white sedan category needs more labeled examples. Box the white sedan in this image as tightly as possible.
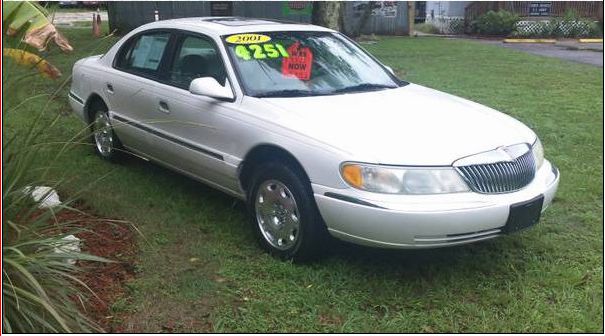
[68,17,560,260]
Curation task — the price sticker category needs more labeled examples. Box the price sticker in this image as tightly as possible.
[234,43,289,60]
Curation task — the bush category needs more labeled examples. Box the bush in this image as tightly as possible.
[415,23,441,34]
[448,18,465,34]
[513,18,602,38]
[575,18,603,37]
[471,10,520,36]
[511,10,603,38]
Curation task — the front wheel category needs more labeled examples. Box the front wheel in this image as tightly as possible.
[248,162,328,261]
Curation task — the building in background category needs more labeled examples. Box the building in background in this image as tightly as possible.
[463,1,603,34]
[424,1,469,34]
[414,1,426,23]
[343,1,412,35]
[420,1,603,35]
[107,1,413,36]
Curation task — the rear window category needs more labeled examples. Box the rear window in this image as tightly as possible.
[116,32,171,75]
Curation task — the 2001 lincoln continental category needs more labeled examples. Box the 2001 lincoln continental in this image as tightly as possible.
[69,17,560,260]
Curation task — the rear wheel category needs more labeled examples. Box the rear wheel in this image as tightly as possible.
[248,162,328,261]
[90,107,123,161]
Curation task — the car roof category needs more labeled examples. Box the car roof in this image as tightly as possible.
[140,17,334,36]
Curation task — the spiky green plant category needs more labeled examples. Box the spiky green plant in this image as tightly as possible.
[2,97,113,332]
[1,55,116,330]
[2,2,121,332]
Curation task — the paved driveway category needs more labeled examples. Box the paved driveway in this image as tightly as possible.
[476,39,603,67]
[52,10,108,26]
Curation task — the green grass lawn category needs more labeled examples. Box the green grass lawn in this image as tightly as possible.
[4,28,603,332]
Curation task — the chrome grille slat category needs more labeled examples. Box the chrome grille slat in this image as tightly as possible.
[506,162,516,190]
[492,164,503,192]
[477,165,490,192]
[497,163,508,192]
[457,148,536,194]
[506,162,515,190]
[485,165,496,193]
[477,165,489,192]
[469,166,484,191]
[511,160,521,187]
[493,164,504,192]
[486,165,497,192]
[505,162,516,190]
[520,154,531,185]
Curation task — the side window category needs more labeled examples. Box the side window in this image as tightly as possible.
[116,32,171,76]
[167,35,227,89]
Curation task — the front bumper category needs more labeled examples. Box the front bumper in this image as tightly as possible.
[313,160,560,249]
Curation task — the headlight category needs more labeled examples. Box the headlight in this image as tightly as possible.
[341,163,470,194]
[532,138,544,169]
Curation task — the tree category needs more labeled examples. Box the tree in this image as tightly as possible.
[2,1,73,79]
[312,1,344,31]
[349,1,375,38]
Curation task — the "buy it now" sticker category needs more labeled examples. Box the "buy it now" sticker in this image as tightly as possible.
[281,42,313,80]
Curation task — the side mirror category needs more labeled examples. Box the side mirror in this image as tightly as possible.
[189,77,234,101]
[384,65,395,75]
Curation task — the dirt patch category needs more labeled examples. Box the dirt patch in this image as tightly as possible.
[318,313,344,327]
[52,205,138,332]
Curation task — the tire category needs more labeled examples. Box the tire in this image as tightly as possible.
[90,106,123,162]
[247,161,328,262]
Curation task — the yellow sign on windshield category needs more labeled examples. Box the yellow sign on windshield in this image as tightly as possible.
[226,34,271,44]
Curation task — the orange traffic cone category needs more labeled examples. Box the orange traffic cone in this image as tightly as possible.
[92,10,101,38]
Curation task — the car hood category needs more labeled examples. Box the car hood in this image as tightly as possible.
[250,83,536,165]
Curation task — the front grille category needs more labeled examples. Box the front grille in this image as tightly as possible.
[457,149,536,193]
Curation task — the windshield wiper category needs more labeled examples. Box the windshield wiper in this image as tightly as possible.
[255,90,316,98]
[332,83,398,94]
[255,84,396,98]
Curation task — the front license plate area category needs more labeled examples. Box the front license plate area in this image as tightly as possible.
[503,195,544,234]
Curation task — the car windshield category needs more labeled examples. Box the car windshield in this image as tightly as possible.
[222,31,402,98]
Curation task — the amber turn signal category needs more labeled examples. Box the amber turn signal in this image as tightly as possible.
[341,164,363,188]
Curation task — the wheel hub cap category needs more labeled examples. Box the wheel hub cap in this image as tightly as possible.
[93,112,113,156]
[255,180,300,250]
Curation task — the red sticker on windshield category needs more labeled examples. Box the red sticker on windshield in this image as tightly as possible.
[281,42,313,80]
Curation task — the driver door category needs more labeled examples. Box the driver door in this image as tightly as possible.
[141,32,240,192]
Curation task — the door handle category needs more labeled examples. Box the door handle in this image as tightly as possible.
[158,100,170,113]
[106,83,114,94]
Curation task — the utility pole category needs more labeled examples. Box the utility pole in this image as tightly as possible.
[408,1,415,36]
